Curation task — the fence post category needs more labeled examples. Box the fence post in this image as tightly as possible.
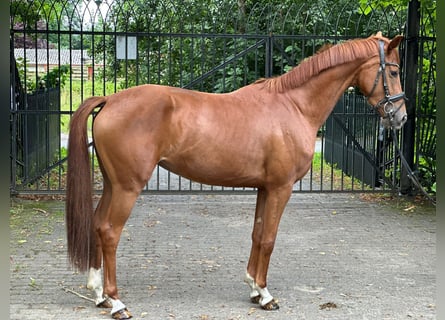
[10,57,19,193]
[400,0,420,194]
[265,35,273,78]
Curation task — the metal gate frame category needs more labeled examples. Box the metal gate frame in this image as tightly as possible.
[324,92,402,192]
[10,0,435,195]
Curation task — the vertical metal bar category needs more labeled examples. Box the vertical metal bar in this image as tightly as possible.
[319,125,325,191]
[45,27,51,191]
[400,0,420,194]
[102,30,107,95]
[10,48,18,192]
[136,36,140,85]
[91,25,95,94]
[265,35,273,78]
[167,170,171,190]
[80,24,85,102]
[350,92,356,191]
[113,32,118,93]
[56,24,62,191]
[341,96,347,191]
[156,165,160,190]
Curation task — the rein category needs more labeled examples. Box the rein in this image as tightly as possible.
[368,40,406,123]
[390,129,436,206]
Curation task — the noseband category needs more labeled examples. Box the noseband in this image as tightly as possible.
[367,40,406,121]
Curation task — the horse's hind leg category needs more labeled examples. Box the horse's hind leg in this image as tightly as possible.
[96,187,140,320]
[87,178,112,308]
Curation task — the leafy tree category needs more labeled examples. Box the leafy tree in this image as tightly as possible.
[11,0,83,49]
[89,0,410,94]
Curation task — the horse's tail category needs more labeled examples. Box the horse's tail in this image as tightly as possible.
[66,96,107,272]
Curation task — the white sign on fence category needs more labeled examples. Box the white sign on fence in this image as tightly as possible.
[116,36,137,60]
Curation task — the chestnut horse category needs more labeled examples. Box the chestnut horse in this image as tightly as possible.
[66,33,406,319]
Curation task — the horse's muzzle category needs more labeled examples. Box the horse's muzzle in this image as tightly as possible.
[376,93,407,130]
[380,101,407,130]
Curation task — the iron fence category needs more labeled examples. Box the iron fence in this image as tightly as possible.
[9,0,435,195]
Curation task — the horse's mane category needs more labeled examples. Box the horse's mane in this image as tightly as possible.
[255,35,383,92]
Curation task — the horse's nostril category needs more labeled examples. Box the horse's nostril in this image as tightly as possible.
[402,114,408,123]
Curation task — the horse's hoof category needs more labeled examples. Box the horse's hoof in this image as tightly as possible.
[250,295,261,304]
[97,298,112,309]
[261,299,279,311]
[112,308,132,320]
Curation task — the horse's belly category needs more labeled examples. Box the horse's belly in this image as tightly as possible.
[158,155,265,188]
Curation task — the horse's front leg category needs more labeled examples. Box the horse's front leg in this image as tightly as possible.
[244,188,266,303]
[245,185,292,310]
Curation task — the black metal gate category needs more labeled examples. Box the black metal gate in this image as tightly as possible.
[325,93,381,189]
[10,0,436,195]
[324,92,404,191]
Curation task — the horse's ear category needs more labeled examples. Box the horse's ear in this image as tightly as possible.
[388,35,404,51]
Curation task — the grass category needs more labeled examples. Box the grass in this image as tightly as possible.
[310,151,373,191]
[10,200,64,229]
[60,79,117,133]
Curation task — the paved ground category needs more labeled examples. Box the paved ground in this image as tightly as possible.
[10,193,435,320]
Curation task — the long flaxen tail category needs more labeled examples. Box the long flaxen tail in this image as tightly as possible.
[66,96,107,272]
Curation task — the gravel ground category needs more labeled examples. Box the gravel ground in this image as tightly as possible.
[10,193,435,319]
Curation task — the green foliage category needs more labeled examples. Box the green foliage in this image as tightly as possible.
[10,0,42,26]
[40,65,70,89]
[11,0,84,49]
[89,0,409,93]
[358,0,436,13]
[60,79,115,133]
[15,57,70,93]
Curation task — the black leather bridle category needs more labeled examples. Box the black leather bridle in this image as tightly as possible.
[367,40,406,122]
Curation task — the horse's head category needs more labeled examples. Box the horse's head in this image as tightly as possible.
[357,33,407,130]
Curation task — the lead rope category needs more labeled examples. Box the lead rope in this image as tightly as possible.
[390,128,436,206]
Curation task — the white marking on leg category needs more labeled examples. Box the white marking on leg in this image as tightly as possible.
[108,298,127,315]
[244,272,260,299]
[253,284,274,306]
[87,268,106,306]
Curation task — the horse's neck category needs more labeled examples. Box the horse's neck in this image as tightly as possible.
[287,61,361,131]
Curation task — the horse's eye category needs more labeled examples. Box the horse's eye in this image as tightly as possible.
[390,70,399,77]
